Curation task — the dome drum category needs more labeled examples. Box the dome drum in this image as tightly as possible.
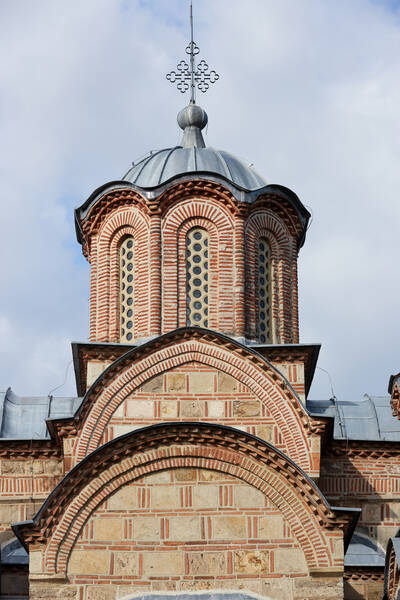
[76,180,304,346]
[75,102,309,346]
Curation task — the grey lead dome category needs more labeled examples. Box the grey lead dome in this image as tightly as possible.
[123,103,267,191]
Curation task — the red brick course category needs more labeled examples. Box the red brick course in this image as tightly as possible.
[20,428,344,577]
[79,180,305,344]
[72,335,320,476]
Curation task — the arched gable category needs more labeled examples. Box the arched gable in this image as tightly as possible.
[70,329,320,474]
[14,423,348,578]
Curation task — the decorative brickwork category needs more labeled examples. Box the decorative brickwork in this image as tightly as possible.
[245,209,298,343]
[6,106,393,599]
[76,179,306,344]
[90,206,150,342]
[320,446,400,555]
[251,193,306,243]
[97,363,295,449]
[162,198,235,333]
[16,423,350,600]
[157,180,237,218]
[344,569,384,600]
[79,188,149,257]
[70,332,322,475]
[0,457,63,504]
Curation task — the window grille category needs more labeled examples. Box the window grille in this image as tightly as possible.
[186,228,209,327]
[258,238,271,343]
[120,236,134,342]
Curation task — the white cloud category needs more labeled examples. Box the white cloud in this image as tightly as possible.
[0,0,399,401]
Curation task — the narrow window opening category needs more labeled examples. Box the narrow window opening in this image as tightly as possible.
[258,238,271,343]
[186,228,209,327]
[120,236,134,342]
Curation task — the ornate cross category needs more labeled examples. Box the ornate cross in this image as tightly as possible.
[166,2,219,102]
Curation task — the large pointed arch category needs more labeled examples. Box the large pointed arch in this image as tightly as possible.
[14,423,354,577]
[70,328,320,473]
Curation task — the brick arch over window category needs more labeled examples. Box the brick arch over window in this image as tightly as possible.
[245,210,298,343]
[91,207,150,342]
[74,332,315,473]
[16,424,345,576]
[384,533,400,600]
[162,199,235,333]
[178,218,217,329]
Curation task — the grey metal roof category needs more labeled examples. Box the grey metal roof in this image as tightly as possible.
[344,533,385,567]
[307,394,400,442]
[1,539,28,565]
[0,388,82,440]
[123,146,267,191]
[123,103,266,191]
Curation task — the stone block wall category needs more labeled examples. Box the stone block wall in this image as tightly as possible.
[0,458,63,535]
[86,359,306,403]
[0,457,63,598]
[28,467,343,600]
[320,449,400,554]
[98,365,280,444]
[320,448,400,599]
[270,361,305,402]
[71,363,318,475]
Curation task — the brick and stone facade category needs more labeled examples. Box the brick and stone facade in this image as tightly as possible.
[17,423,351,600]
[78,180,307,345]
[1,99,399,600]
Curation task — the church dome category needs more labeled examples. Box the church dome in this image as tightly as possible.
[122,103,267,191]
[123,146,267,190]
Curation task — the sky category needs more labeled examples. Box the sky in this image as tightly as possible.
[0,0,399,402]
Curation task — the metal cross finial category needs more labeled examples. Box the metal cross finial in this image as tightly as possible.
[166,1,219,103]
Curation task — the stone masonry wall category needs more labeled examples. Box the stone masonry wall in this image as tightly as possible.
[0,457,63,598]
[320,450,400,600]
[0,458,63,537]
[29,467,342,600]
[99,365,282,446]
[86,358,307,403]
[320,450,400,553]
[67,363,318,476]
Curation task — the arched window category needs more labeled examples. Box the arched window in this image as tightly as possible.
[186,228,209,327]
[258,238,271,343]
[120,236,134,342]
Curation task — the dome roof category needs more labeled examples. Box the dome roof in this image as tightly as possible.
[123,103,267,191]
[123,146,267,191]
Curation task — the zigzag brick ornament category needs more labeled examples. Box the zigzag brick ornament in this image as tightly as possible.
[1,5,399,600]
